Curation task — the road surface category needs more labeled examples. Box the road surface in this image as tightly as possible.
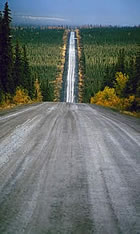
[66,32,76,103]
[0,102,140,234]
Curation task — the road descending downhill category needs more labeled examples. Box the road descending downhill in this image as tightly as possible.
[66,32,76,103]
[0,102,140,234]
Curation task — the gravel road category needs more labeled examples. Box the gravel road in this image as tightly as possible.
[66,31,76,103]
[0,102,140,234]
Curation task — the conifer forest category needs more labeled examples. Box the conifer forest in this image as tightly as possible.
[0,2,64,107]
[80,28,140,112]
[0,2,140,114]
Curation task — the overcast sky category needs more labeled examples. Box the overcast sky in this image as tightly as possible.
[1,0,140,26]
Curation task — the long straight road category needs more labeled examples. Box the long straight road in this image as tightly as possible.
[66,32,76,103]
[0,102,140,233]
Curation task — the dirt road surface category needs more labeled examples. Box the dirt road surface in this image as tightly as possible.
[0,102,140,233]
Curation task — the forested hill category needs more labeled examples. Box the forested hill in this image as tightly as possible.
[0,2,140,115]
[12,27,65,101]
[0,3,36,104]
[0,2,64,108]
[79,28,140,113]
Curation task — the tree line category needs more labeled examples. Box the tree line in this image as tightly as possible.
[80,28,140,112]
[0,2,42,106]
[12,27,65,102]
[103,47,140,97]
[94,47,140,112]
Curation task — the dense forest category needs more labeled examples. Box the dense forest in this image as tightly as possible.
[0,2,37,105]
[80,27,140,112]
[1,2,140,114]
[0,2,64,108]
[12,27,65,101]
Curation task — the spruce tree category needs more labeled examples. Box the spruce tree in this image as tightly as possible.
[115,49,125,74]
[0,11,3,58]
[13,41,23,88]
[125,56,136,96]
[0,11,4,102]
[22,45,34,98]
[41,79,54,101]
[0,2,14,94]
[102,63,116,89]
[125,45,140,98]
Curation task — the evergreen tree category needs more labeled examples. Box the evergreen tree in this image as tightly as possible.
[0,11,3,58]
[115,49,125,74]
[0,11,4,102]
[41,79,54,101]
[125,56,136,96]
[102,63,116,89]
[102,50,126,92]
[80,49,86,74]
[125,45,140,98]
[0,2,14,94]
[22,45,34,98]
[13,41,23,88]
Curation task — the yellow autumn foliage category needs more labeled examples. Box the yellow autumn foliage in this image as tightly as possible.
[115,72,128,97]
[13,87,31,104]
[90,86,135,111]
[90,72,137,112]
[91,86,120,108]
[118,96,135,111]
